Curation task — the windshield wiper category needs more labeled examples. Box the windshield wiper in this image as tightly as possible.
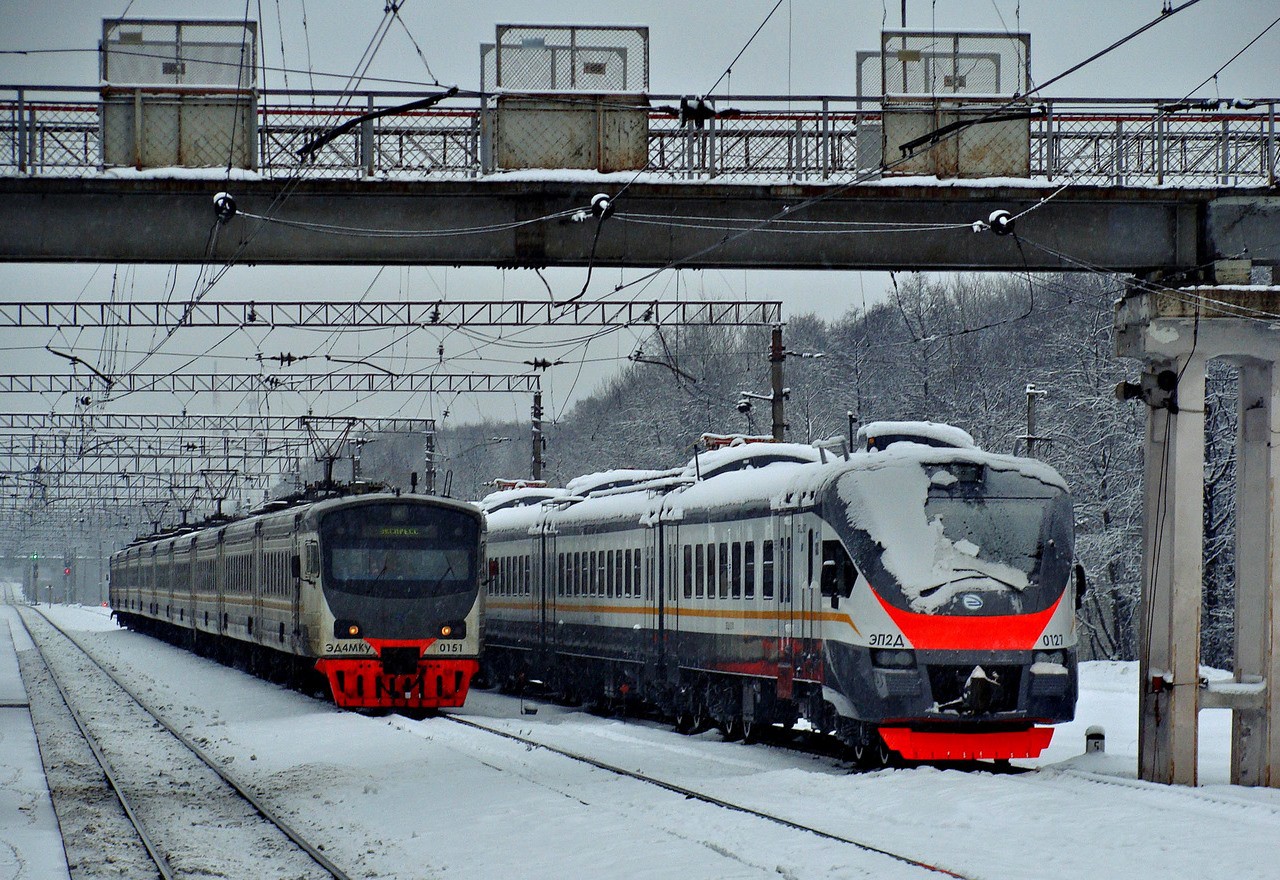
[365,562,389,590]
[428,562,455,595]
[952,566,1026,591]
[919,567,1027,597]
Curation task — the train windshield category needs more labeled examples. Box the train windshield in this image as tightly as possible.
[320,503,478,600]
[833,463,1073,615]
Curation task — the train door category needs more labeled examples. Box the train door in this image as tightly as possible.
[215,529,226,634]
[186,536,198,630]
[251,521,264,644]
[796,514,818,678]
[536,523,555,662]
[165,542,176,622]
[290,522,303,652]
[642,519,664,674]
[661,518,683,673]
[772,511,795,699]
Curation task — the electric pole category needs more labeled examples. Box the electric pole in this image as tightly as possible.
[1024,383,1049,457]
[770,326,786,442]
[531,390,544,481]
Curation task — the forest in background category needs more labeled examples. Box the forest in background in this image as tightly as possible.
[359,272,1242,667]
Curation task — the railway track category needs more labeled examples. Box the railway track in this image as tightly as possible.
[15,605,353,880]
[443,712,976,880]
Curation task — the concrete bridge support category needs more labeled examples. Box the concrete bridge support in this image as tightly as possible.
[1115,286,1280,786]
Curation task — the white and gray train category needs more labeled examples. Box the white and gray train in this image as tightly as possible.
[481,423,1083,762]
[110,492,485,712]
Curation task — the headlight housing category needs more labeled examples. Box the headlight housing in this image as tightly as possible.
[871,649,916,669]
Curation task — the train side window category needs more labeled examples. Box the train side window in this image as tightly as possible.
[694,544,705,598]
[731,542,742,599]
[557,553,565,596]
[614,550,623,599]
[683,545,693,599]
[635,549,644,600]
[704,543,713,598]
[304,541,319,579]
[762,540,775,599]
[606,550,615,598]
[820,540,857,602]
[744,540,756,599]
[524,555,531,596]
[783,537,793,603]
[719,543,730,599]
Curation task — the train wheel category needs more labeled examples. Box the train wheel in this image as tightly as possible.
[719,717,744,742]
[741,717,761,745]
[852,738,893,769]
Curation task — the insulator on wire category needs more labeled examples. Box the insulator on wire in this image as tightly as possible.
[591,193,614,220]
[987,209,1014,235]
[213,191,237,224]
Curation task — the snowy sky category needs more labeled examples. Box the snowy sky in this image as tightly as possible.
[1,1,1276,427]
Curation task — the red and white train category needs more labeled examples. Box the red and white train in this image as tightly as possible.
[481,423,1083,763]
[110,492,485,713]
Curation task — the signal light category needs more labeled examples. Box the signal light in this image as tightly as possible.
[64,567,71,575]
[347,624,361,637]
[440,625,453,637]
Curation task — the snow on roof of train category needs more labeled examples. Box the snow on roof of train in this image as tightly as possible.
[681,441,822,480]
[485,436,1068,540]
[565,468,674,497]
[479,485,569,513]
[856,420,977,450]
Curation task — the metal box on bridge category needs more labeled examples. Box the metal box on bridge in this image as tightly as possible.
[99,19,257,170]
[877,30,1032,179]
[488,93,649,172]
[480,24,650,173]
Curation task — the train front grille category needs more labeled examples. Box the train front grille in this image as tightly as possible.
[381,647,421,675]
[927,664,1022,714]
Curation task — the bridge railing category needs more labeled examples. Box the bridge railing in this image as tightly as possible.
[2,85,1275,187]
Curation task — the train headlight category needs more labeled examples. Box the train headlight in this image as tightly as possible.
[1033,650,1066,667]
[871,649,916,669]
[334,620,362,639]
[439,621,466,639]
[440,625,453,637]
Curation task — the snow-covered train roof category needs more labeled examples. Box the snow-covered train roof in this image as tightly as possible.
[682,440,822,479]
[856,420,976,451]
[565,468,675,497]
[479,485,569,513]
[485,425,1067,541]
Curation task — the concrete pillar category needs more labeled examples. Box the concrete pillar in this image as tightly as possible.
[1231,360,1280,785]
[1137,356,1206,786]
[1117,285,1280,787]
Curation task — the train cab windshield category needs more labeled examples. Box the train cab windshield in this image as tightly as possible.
[320,503,478,600]
[832,461,1073,616]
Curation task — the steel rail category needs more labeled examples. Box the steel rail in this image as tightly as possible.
[19,605,356,880]
[15,604,179,879]
[443,713,973,879]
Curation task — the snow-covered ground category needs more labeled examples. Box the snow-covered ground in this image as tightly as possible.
[3,597,1279,880]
